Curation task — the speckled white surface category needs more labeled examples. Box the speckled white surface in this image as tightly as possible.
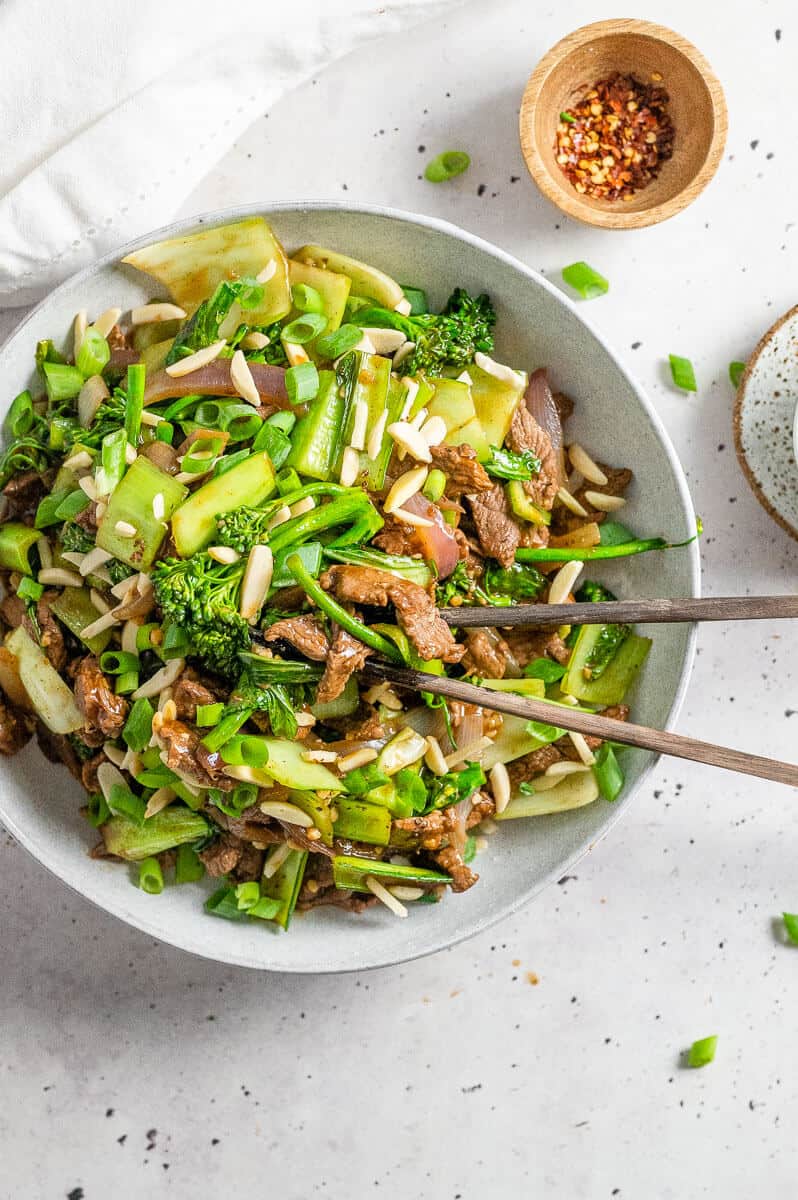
[1,1,797,1196]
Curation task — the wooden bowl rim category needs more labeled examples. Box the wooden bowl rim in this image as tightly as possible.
[519,18,728,230]
[733,302,798,543]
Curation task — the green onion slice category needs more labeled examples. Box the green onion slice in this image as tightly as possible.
[314,324,362,360]
[281,313,327,345]
[76,328,111,379]
[138,857,164,894]
[291,283,325,314]
[561,262,609,300]
[687,1035,718,1068]
[669,354,697,392]
[782,912,798,944]
[285,361,320,405]
[728,361,746,388]
[425,151,471,182]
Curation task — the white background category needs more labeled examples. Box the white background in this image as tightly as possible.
[1,1,797,1196]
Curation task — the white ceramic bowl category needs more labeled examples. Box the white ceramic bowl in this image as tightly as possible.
[0,203,699,972]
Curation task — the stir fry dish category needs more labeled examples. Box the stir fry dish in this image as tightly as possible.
[0,217,692,927]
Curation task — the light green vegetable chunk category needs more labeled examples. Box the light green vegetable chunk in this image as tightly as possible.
[171,451,276,557]
[97,456,187,569]
[5,625,83,733]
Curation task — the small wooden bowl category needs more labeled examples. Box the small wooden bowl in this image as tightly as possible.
[519,19,727,229]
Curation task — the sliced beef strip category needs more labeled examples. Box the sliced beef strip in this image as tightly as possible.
[316,620,371,704]
[372,517,414,557]
[323,705,385,742]
[199,833,246,878]
[506,402,560,510]
[432,844,478,893]
[506,744,565,789]
[320,565,464,664]
[461,629,511,678]
[297,856,376,912]
[73,655,129,739]
[263,613,329,661]
[172,671,223,722]
[3,471,46,522]
[468,484,521,569]
[228,841,265,882]
[35,723,82,780]
[429,443,492,496]
[81,750,107,792]
[156,717,233,791]
[0,698,31,755]
[501,627,571,667]
[74,500,99,532]
[0,592,66,671]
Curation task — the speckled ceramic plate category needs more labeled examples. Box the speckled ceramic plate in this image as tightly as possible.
[734,304,798,541]
[0,203,700,972]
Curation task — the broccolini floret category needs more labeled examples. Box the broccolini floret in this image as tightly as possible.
[575,580,618,604]
[77,392,127,449]
[151,554,253,677]
[351,287,496,376]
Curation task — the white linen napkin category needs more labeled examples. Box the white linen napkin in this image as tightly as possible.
[0,0,461,308]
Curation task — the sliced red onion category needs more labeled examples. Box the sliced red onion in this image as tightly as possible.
[143,362,289,408]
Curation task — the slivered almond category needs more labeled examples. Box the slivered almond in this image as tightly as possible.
[241,330,270,351]
[284,342,310,367]
[152,493,165,521]
[387,421,431,463]
[144,787,176,818]
[556,487,588,517]
[239,544,273,624]
[392,340,416,369]
[92,308,122,339]
[114,520,137,538]
[73,310,88,355]
[208,545,240,565]
[474,351,525,387]
[366,409,388,459]
[568,444,608,485]
[489,762,511,814]
[289,496,315,518]
[79,546,113,577]
[419,414,446,447]
[80,610,120,640]
[339,445,360,488]
[261,842,292,878]
[399,377,419,419]
[338,747,378,773]
[583,490,627,512]
[394,298,412,316]
[164,339,226,377]
[365,876,408,918]
[350,398,369,451]
[392,507,434,528]
[230,348,261,407]
[130,302,187,325]
[266,505,292,531]
[359,327,407,355]
[259,800,314,827]
[131,657,184,700]
[384,465,428,513]
[424,735,448,776]
[547,560,583,606]
[38,567,82,588]
[568,731,596,766]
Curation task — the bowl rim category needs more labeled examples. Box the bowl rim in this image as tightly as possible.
[519,17,728,230]
[0,199,700,971]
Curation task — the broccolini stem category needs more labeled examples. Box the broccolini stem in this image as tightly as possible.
[516,536,677,563]
[285,553,404,663]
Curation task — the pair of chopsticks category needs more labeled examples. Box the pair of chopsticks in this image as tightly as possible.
[364,595,798,787]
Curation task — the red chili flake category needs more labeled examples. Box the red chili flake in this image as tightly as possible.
[555,72,675,201]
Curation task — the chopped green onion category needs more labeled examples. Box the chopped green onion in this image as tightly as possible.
[687,1035,718,1068]
[314,324,362,360]
[400,286,428,316]
[99,650,139,676]
[235,881,261,911]
[248,896,282,920]
[218,735,269,769]
[251,421,291,468]
[123,697,155,752]
[96,427,127,495]
[265,410,296,436]
[523,658,566,683]
[729,360,746,388]
[42,362,84,404]
[592,743,624,801]
[107,782,146,826]
[422,468,446,503]
[155,421,175,444]
[559,111,576,124]
[181,434,226,474]
[285,361,320,405]
[35,490,70,529]
[174,844,205,883]
[161,622,191,660]
[281,313,327,345]
[669,354,697,392]
[6,391,35,437]
[134,624,159,653]
[115,669,139,695]
[54,490,91,521]
[17,575,44,603]
[425,150,471,182]
[162,393,202,422]
[291,283,325,314]
[196,702,224,727]
[76,328,111,378]
[0,523,44,574]
[277,467,302,496]
[86,791,111,828]
[561,261,609,300]
[213,448,251,479]
[782,913,798,944]
[138,857,164,894]
[205,884,248,921]
[124,363,146,445]
[201,707,252,754]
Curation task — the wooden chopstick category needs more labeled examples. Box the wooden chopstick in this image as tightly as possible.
[363,662,798,788]
[438,594,798,628]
